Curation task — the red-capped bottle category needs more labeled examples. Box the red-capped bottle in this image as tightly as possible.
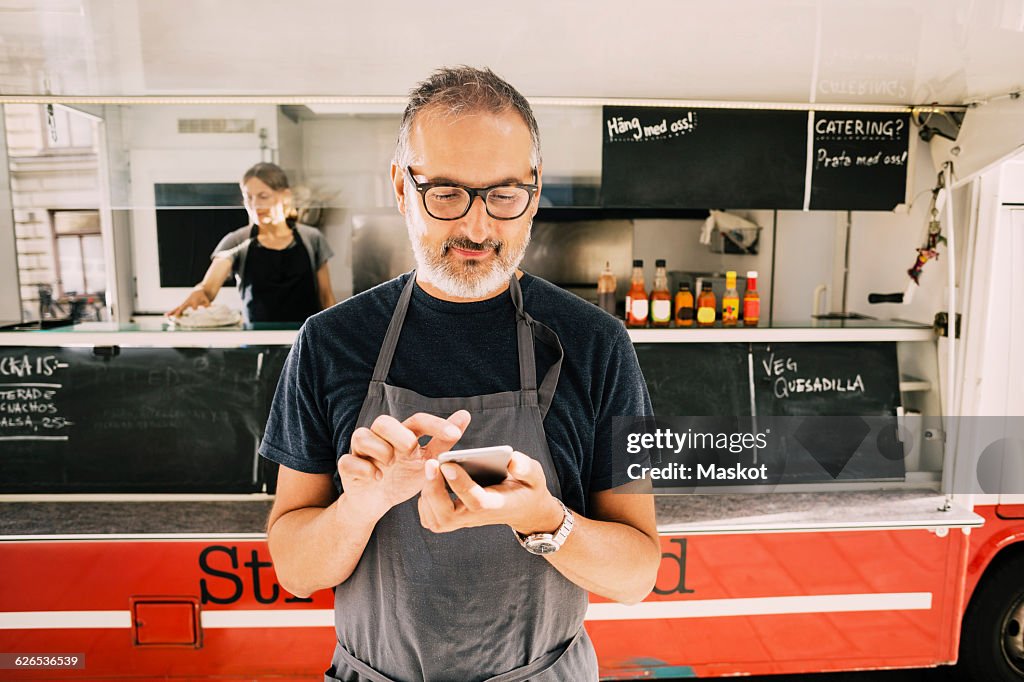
[743,270,760,326]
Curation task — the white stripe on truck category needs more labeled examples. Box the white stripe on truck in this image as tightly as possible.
[0,592,933,630]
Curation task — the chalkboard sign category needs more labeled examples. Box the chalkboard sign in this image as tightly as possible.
[635,343,751,417]
[0,346,289,493]
[633,341,904,484]
[751,342,901,416]
[601,106,911,211]
[809,112,910,210]
[752,342,904,482]
[601,106,808,209]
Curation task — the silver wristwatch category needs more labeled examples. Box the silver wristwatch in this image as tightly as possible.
[514,499,574,555]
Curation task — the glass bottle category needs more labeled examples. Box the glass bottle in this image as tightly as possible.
[696,281,716,327]
[626,260,649,327]
[649,259,672,327]
[597,261,617,316]
[743,270,760,327]
[674,283,694,327]
[722,270,740,326]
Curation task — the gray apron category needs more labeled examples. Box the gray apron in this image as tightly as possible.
[325,273,598,682]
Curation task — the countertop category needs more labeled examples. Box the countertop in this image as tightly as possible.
[0,318,935,347]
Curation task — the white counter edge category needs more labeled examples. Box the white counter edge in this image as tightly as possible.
[0,330,300,347]
[0,326,935,347]
[628,327,935,343]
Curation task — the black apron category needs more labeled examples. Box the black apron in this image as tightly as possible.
[326,273,598,682]
[240,224,319,323]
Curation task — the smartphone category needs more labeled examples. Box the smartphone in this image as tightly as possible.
[436,445,513,487]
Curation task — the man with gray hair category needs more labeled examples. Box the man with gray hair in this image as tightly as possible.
[261,66,658,681]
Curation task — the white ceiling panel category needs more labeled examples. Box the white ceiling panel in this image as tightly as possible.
[0,0,1021,104]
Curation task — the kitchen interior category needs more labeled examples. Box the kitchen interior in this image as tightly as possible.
[3,99,968,328]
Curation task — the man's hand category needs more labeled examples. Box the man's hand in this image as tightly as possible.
[417,450,564,536]
[339,410,471,520]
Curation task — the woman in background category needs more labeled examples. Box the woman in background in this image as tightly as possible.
[168,162,336,324]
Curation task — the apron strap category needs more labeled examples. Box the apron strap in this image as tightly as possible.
[509,276,563,419]
[332,628,584,682]
[331,644,396,682]
[508,275,537,393]
[239,224,260,289]
[481,627,583,682]
[529,318,563,421]
[370,272,418,383]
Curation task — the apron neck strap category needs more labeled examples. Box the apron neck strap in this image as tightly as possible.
[510,275,536,392]
[370,272,418,383]
[508,275,564,417]
[527,317,563,419]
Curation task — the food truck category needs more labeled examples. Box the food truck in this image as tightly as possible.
[1,2,1023,680]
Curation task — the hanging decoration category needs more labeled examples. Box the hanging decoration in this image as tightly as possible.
[908,171,947,284]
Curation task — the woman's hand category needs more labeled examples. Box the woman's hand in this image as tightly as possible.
[168,258,232,318]
[167,287,212,318]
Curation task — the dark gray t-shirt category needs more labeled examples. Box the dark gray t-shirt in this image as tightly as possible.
[259,272,652,516]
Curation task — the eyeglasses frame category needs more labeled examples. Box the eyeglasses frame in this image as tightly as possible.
[405,165,539,221]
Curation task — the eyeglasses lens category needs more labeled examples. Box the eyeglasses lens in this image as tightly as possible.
[423,186,530,220]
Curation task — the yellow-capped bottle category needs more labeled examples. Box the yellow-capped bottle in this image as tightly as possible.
[722,270,740,326]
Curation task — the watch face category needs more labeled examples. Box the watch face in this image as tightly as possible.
[525,538,559,554]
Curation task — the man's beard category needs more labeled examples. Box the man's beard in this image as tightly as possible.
[409,225,531,299]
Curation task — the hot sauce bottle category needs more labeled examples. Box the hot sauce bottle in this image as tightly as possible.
[649,259,672,327]
[722,270,740,326]
[597,261,617,316]
[626,259,649,327]
[674,282,694,327]
[696,281,716,327]
[743,270,760,326]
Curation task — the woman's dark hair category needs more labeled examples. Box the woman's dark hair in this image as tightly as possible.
[242,162,290,191]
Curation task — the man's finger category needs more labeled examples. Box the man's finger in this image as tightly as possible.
[417,470,442,531]
[339,453,382,482]
[420,459,457,523]
[349,426,395,467]
[506,451,545,488]
[440,463,505,512]
[369,414,419,458]
[403,410,471,458]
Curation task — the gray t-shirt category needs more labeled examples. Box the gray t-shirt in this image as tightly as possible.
[212,223,333,293]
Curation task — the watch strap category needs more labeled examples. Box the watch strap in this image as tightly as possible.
[515,499,574,552]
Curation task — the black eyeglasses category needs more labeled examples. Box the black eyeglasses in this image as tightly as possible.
[406,166,539,221]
